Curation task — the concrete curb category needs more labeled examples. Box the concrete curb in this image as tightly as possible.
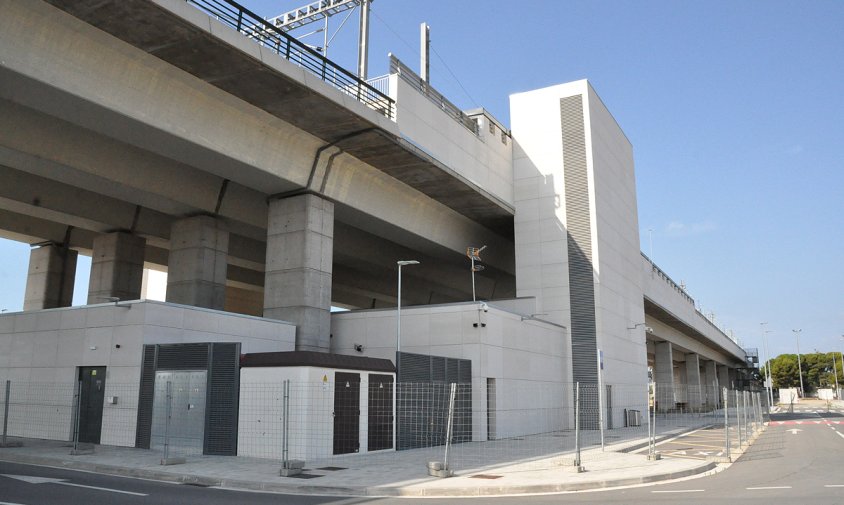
[0,452,718,497]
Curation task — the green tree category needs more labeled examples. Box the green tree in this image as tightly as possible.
[766,352,844,395]
[769,354,801,389]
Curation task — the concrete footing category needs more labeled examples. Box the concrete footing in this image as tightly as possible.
[427,461,454,478]
[160,457,187,466]
[280,459,305,477]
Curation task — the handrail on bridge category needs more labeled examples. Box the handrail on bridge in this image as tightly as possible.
[186,0,394,119]
[642,253,742,348]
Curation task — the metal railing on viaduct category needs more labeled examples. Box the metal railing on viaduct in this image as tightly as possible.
[186,0,394,119]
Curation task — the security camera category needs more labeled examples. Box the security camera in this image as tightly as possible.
[480,302,488,312]
[354,344,364,352]
[645,326,654,334]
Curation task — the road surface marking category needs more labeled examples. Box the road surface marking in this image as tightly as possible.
[788,429,802,435]
[652,489,705,493]
[0,502,28,505]
[824,485,844,488]
[837,432,844,440]
[747,486,791,490]
[1,474,148,497]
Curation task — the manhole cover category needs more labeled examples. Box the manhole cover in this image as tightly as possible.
[317,466,348,471]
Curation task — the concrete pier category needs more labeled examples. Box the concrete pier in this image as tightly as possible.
[87,232,146,304]
[264,194,334,352]
[166,216,229,310]
[24,244,78,310]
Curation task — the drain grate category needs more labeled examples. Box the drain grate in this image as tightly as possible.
[316,466,348,471]
[470,474,503,480]
[182,482,212,487]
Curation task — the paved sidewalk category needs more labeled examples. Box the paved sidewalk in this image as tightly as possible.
[0,437,721,497]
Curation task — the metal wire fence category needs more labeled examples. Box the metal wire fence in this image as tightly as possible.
[0,379,769,473]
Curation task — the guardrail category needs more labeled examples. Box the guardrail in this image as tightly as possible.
[186,0,394,119]
[389,55,479,135]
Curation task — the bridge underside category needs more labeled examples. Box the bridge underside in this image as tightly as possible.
[0,0,518,318]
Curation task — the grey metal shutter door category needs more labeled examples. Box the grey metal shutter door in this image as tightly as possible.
[396,352,472,449]
[134,345,156,449]
[204,342,240,456]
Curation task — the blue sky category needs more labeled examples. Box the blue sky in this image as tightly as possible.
[1,0,842,359]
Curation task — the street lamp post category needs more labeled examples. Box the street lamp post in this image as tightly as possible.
[396,260,420,377]
[793,329,804,397]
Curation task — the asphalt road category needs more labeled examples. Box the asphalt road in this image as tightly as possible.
[1,407,842,505]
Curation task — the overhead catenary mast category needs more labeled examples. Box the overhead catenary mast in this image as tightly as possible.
[265,0,372,79]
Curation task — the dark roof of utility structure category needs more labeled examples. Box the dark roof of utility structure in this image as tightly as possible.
[240,351,395,373]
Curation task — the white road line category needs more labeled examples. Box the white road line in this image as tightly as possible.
[0,502,28,505]
[651,489,705,493]
[824,485,844,488]
[747,486,792,490]
[837,432,844,440]
[56,481,148,496]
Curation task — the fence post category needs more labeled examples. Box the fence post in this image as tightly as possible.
[1,380,9,446]
[71,380,82,454]
[646,383,652,457]
[279,379,303,476]
[723,387,730,461]
[735,390,743,447]
[744,391,750,439]
[647,382,660,460]
[0,380,20,448]
[442,383,457,474]
[282,379,289,469]
[573,382,583,470]
[162,381,172,463]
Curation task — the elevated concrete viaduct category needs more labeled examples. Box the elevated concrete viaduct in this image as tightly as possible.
[0,0,517,345]
[0,0,748,416]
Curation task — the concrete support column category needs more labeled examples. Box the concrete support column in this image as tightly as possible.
[264,194,333,352]
[718,364,731,392]
[685,353,703,410]
[24,244,78,310]
[166,215,228,310]
[87,231,146,304]
[654,342,675,412]
[704,360,718,408]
